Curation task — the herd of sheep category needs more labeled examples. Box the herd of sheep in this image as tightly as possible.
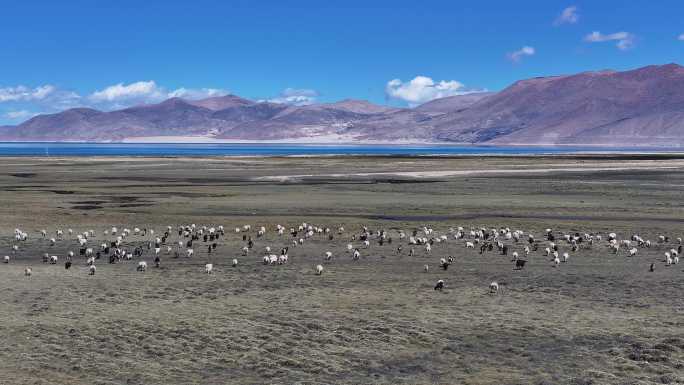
[3,223,683,294]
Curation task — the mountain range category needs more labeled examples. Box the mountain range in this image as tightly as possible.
[1,63,683,146]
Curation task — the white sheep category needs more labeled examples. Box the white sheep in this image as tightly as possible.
[205,263,213,274]
[629,248,638,257]
[353,249,360,260]
[89,265,96,275]
[325,251,333,260]
[137,261,147,272]
[232,258,238,267]
[489,281,499,294]
[562,252,569,262]
[24,267,32,276]
[424,264,429,272]
[465,241,475,248]
[50,255,58,264]
[315,264,324,275]
[3,255,9,263]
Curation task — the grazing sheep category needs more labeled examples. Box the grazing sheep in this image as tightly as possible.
[629,248,638,257]
[562,252,569,263]
[315,264,324,275]
[232,258,238,267]
[434,279,444,291]
[137,261,147,272]
[325,251,333,260]
[262,256,270,265]
[205,263,213,274]
[89,265,96,275]
[424,264,429,272]
[489,281,499,294]
[553,255,561,266]
[50,255,58,264]
[352,249,361,260]
[439,258,450,270]
[3,255,9,263]
[25,267,32,277]
[465,241,475,248]
[514,259,526,270]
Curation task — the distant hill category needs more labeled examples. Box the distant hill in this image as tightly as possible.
[414,92,494,114]
[2,64,683,146]
[430,64,684,146]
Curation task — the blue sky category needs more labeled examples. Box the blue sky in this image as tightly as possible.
[1,0,683,124]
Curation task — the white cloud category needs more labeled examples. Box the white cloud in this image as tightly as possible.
[385,76,475,106]
[0,81,232,124]
[507,46,536,62]
[3,110,37,120]
[0,85,56,102]
[168,88,228,99]
[88,81,230,109]
[89,81,165,103]
[267,88,319,105]
[554,6,579,25]
[584,31,635,50]
[678,33,684,41]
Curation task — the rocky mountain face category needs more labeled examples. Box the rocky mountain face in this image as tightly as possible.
[2,64,683,146]
[429,64,684,146]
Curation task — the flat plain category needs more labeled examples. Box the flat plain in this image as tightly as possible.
[1,154,684,385]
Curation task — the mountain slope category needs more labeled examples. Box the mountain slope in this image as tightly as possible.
[414,92,493,114]
[187,94,254,111]
[432,64,684,145]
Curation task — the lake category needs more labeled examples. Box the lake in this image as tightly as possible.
[0,142,680,157]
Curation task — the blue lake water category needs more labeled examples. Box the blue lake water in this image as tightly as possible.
[0,142,680,157]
